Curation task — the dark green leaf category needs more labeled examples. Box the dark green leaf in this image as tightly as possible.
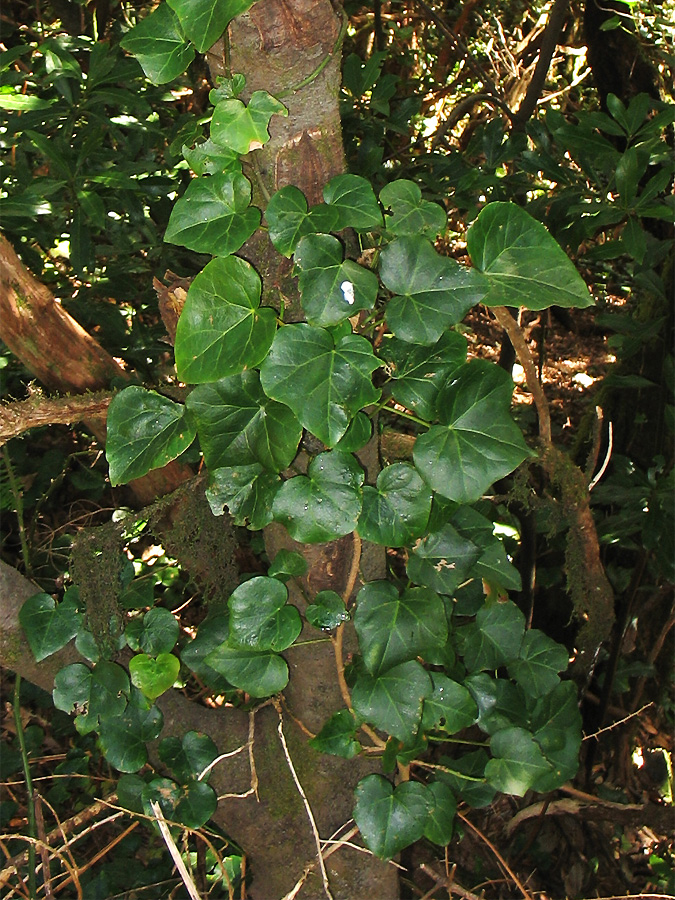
[421,673,477,734]
[120,4,194,84]
[459,600,525,672]
[351,660,432,741]
[358,463,432,547]
[322,173,383,231]
[465,673,529,735]
[132,607,179,656]
[159,732,219,782]
[20,592,82,662]
[211,91,287,154]
[53,661,130,735]
[268,549,308,580]
[174,780,217,828]
[354,775,429,859]
[305,591,350,630]
[380,180,446,238]
[309,709,361,758]
[98,693,163,772]
[485,726,550,796]
[206,465,280,529]
[451,506,522,592]
[424,781,456,845]
[436,749,496,808]
[228,576,301,652]
[407,523,481,594]
[266,185,317,256]
[204,644,289,697]
[167,0,256,52]
[507,630,569,697]
[181,611,233,691]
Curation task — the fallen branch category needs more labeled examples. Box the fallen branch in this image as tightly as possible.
[0,390,114,447]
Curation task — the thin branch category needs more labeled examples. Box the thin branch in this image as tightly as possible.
[0,390,114,446]
[457,813,533,900]
[149,800,201,900]
[512,0,570,128]
[583,702,653,740]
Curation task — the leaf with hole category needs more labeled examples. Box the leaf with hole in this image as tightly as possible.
[120,4,194,84]
[206,465,280,529]
[352,660,432,741]
[53,661,129,735]
[20,592,82,662]
[354,775,430,859]
[358,463,432,547]
[211,90,287,154]
[421,673,478,735]
[228,576,301,652]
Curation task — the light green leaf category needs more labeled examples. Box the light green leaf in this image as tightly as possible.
[167,0,256,52]
[174,256,276,383]
[228,576,301,652]
[0,91,54,111]
[305,591,350,631]
[466,202,593,309]
[354,775,430,859]
[322,173,383,231]
[507,630,569,698]
[260,324,381,447]
[106,387,196,486]
[272,451,363,543]
[381,236,487,344]
[206,465,280,529]
[380,180,446,238]
[164,172,260,256]
[204,644,289,697]
[421,673,478,734]
[354,582,448,675]
[485,726,551,796]
[187,372,301,471]
[358,464,432,547]
[211,91,287,154]
[295,234,378,326]
[413,360,532,503]
[459,600,526,673]
[20,592,82,662]
[183,138,241,176]
[129,653,180,700]
[352,660,432,741]
[407,523,480,594]
[120,4,195,84]
[309,709,361,758]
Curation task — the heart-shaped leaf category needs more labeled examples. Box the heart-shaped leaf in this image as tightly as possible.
[507,630,569,698]
[181,611,233,692]
[106,386,195,486]
[465,673,529,735]
[413,359,532,503]
[459,600,526,673]
[272,451,364,542]
[358,463,432,547]
[435,749,496,808]
[309,709,361,759]
[204,644,289,697]
[187,372,301,471]
[467,201,593,309]
[321,173,383,231]
[451,506,522,592]
[211,90,287,154]
[260,324,381,446]
[228,576,301,652]
[424,780,457,846]
[98,691,163,773]
[266,185,332,256]
[129,653,180,700]
[174,256,276,383]
[485,726,551,796]
[351,660,432,741]
[268,549,308,581]
[294,234,378,326]
[380,180,446,237]
[159,731,219,782]
[305,590,350,631]
[167,0,255,53]
[206,465,280,529]
[354,775,430,859]
[354,582,447,675]
[20,591,82,662]
[53,661,130,735]
[174,779,218,828]
[164,172,260,256]
[120,4,194,84]
[421,673,478,734]
[380,236,487,344]
[407,522,481,594]
[125,608,179,656]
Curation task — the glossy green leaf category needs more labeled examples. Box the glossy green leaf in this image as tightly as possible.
[211,91,287,154]
[228,576,301,652]
[305,591,350,630]
[309,709,361,759]
[436,749,496,808]
[159,731,219,782]
[183,138,240,176]
[129,653,180,700]
[295,234,378,326]
[181,611,233,691]
[20,592,82,662]
[167,0,255,52]
[421,673,478,734]
[380,331,467,420]
[260,324,381,446]
[451,506,522,592]
[175,780,218,828]
[0,90,53,111]
[164,172,260,255]
[352,660,432,741]
[98,693,163,772]
[507,630,569,698]
[485,726,551,796]
[424,781,457,845]
[407,522,481,594]
[354,582,447,676]
[459,600,525,673]
[120,4,194,84]
[466,202,593,309]
[530,682,582,791]
[206,465,280,529]
[53,661,129,735]
[380,180,446,238]
[381,236,487,344]
[187,372,301,471]
[268,549,308,580]
[266,185,318,256]
[413,360,532,503]
[465,673,529,735]
[106,387,196,486]
[174,257,276,383]
[322,173,383,231]
[204,644,289,697]
[127,608,179,656]
[333,411,372,453]
[354,775,430,859]
[272,451,363,542]
[358,463,432,547]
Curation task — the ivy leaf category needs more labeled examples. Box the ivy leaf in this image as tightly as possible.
[413,360,532,503]
[187,372,301,472]
[358,464,432,547]
[167,0,256,53]
[354,582,448,675]
[465,673,529,735]
[351,660,432,741]
[333,411,372,453]
[260,324,381,446]
[20,592,82,662]
[407,523,481,594]
[436,749,496,808]
[354,775,430,859]
[204,644,289,697]
[164,172,260,256]
[424,781,457,846]
[181,611,234,692]
[272,451,363,543]
[206,465,280,529]
[380,331,467,421]
[451,506,522,593]
[268,549,308,581]
[159,732,219,783]
[266,186,316,257]
[129,608,179,656]
[120,4,194,84]
[421,673,478,734]
[305,591,350,630]
[228,576,301,652]
[485,726,551,796]
[183,138,240,176]
[507,630,569,698]
[459,601,526,673]
[467,201,593,309]
[321,173,383,231]
[211,91,287,154]
[98,692,163,773]
[106,387,196,486]
[380,180,446,238]
[309,710,361,759]
[174,256,276,383]
[530,682,582,791]
[53,661,129,736]
[380,236,487,344]
[295,234,378,326]
[129,653,180,700]
[174,780,218,829]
